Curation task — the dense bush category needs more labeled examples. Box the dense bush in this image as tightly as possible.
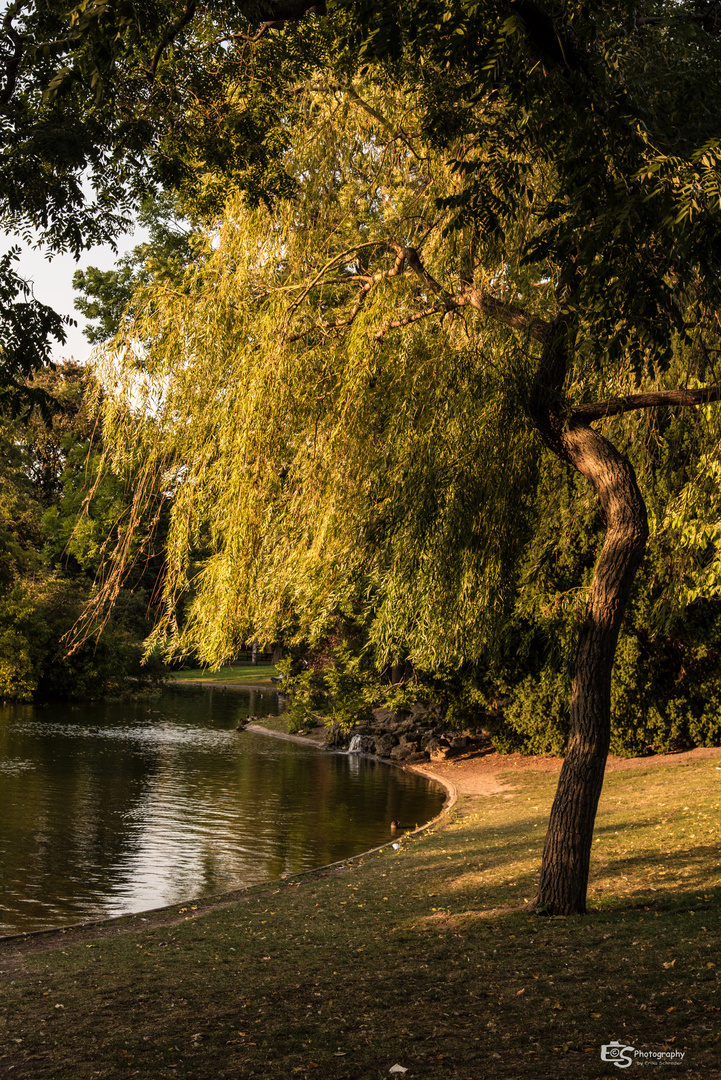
[488,523,721,758]
[490,613,721,759]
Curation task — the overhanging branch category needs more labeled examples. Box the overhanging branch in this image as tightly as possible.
[390,243,552,342]
[284,239,554,349]
[148,0,197,83]
[573,386,721,421]
[459,288,550,343]
[0,0,26,106]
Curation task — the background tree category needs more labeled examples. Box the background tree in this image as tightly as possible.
[73,192,196,345]
[0,249,69,413]
[0,362,166,700]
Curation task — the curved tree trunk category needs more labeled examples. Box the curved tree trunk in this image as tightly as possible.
[531,420,649,915]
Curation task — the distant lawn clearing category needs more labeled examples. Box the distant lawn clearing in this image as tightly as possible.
[169,662,280,688]
[0,754,718,1079]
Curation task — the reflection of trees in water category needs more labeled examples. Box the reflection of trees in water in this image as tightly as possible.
[0,702,160,923]
[228,751,442,878]
[0,692,441,933]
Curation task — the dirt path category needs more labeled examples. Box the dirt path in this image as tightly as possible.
[411,743,721,796]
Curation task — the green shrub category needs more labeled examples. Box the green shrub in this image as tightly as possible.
[490,614,721,758]
[491,668,569,755]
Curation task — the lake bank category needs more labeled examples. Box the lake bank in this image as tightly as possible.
[1,750,718,1079]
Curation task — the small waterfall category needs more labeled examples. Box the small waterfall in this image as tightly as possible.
[347,734,364,754]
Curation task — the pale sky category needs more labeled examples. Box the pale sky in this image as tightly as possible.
[1,228,148,364]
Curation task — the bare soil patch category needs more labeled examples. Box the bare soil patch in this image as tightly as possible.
[411,743,721,797]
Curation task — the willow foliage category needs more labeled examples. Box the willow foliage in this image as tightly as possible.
[88,82,543,668]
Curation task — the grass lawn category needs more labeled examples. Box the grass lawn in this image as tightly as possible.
[0,755,718,1079]
[169,663,280,688]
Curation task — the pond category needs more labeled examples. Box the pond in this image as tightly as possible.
[0,688,445,936]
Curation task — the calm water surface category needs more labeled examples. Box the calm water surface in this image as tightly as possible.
[0,688,444,935]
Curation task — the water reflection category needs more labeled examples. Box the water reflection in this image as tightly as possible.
[0,689,444,935]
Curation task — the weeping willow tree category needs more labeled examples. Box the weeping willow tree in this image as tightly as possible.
[88,89,542,669]
[72,1,721,917]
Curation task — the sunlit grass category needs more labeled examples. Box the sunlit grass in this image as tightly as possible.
[169,662,279,687]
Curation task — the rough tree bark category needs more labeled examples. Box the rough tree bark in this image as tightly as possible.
[530,420,649,914]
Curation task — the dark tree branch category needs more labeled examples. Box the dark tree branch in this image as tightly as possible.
[236,0,327,43]
[286,281,375,342]
[374,304,445,340]
[391,242,455,307]
[148,0,197,84]
[373,285,549,344]
[460,287,550,343]
[224,22,277,44]
[219,6,326,46]
[390,242,552,342]
[0,0,26,106]
[573,386,721,421]
[344,84,396,136]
